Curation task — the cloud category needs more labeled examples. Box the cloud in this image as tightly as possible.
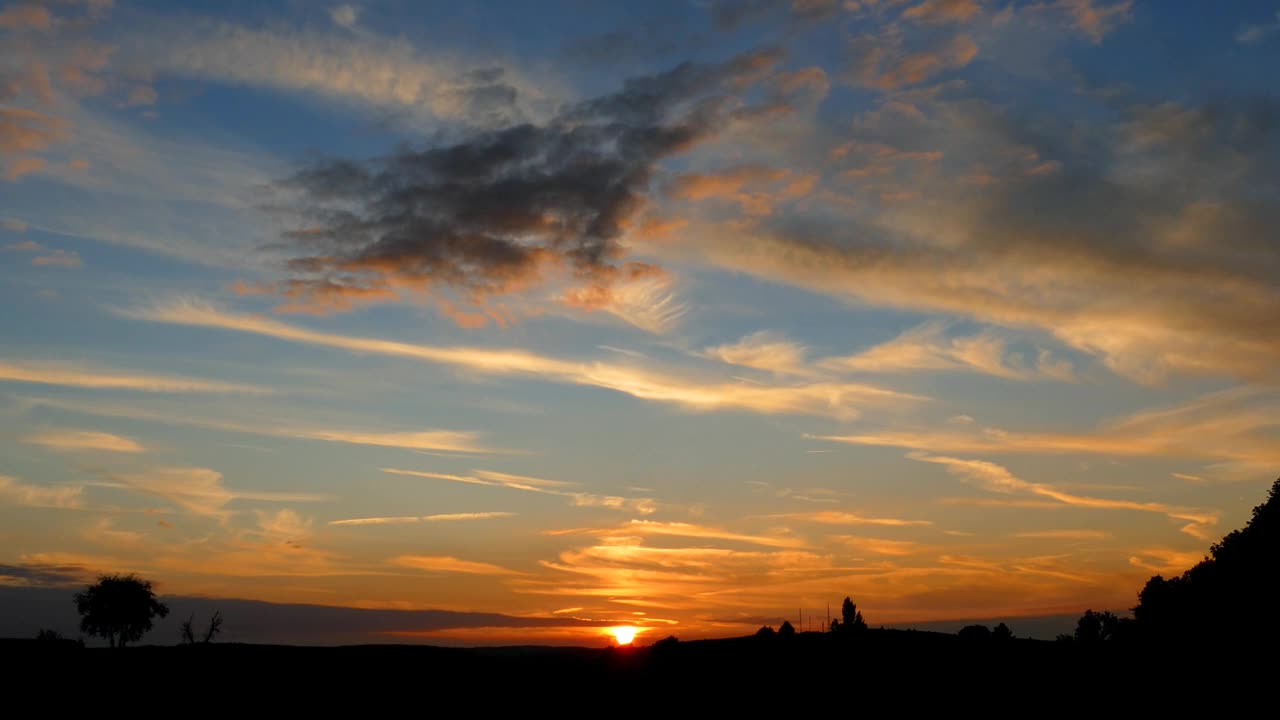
[0,562,88,588]
[1237,12,1280,45]
[102,466,329,518]
[703,331,812,376]
[708,0,841,30]
[907,452,1218,539]
[0,475,82,508]
[5,154,45,180]
[21,429,145,453]
[812,387,1280,474]
[0,358,271,394]
[2,217,27,231]
[768,510,933,527]
[687,97,1280,387]
[833,536,926,556]
[1012,529,1111,540]
[1042,0,1132,43]
[123,19,540,125]
[393,555,523,576]
[901,0,982,24]
[329,4,360,30]
[24,394,500,454]
[31,249,81,266]
[125,299,926,419]
[330,512,515,526]
[847,33,978,89]
[383,468,658,515]
[822,322,1073,381]
[0,4,52,30]
[552,520,808,549]
[268,50,782,315]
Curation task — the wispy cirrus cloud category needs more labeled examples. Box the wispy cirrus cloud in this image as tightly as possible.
[21,428,145,453]
[0,474,82,509]
[383,468,658,515]
[21,395,500,455]
[100,466,330,519]
[0,359,271,394]
[908,452,1218,539]
[123,299,926,419]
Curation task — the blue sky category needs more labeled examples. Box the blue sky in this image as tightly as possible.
[2,0,1279,645]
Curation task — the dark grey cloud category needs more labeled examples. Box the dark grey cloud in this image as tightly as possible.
[0,563,89,588]
[273,50,783,310]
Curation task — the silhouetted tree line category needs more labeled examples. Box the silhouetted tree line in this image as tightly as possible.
[1062,477,1280,646]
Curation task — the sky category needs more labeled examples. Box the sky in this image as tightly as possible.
[2,0,1279,646]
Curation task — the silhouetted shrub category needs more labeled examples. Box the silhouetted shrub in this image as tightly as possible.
[755,625,776,637]
[992,623,1014,641]
[778,621,795,638]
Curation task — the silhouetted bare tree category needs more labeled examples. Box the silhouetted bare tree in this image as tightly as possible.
[73,574,169,648]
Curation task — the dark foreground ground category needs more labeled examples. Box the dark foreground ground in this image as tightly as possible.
[5,627,1261,704]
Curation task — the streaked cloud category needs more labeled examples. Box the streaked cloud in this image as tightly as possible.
[1012,529,1111,540]
[384,468,658,515]
[812,387,1280,473]
[393,555,523,576]
[330,512,515,526]
[768,510,933,527]
[125,299,926,419]
[21,429,145,453]
[0,359,271,394]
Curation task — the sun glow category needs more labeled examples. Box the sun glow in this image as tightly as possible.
[610,626,638,645]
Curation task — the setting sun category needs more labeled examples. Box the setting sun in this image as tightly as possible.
[610,626,639,646]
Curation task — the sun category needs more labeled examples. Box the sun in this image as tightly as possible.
[609,626,638,645]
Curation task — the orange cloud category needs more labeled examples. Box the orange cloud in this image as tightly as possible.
[0,3,53,29]
[0,358,271,394]
[393,555,523,576]
[21,429,145,453]
[901,0,981,24]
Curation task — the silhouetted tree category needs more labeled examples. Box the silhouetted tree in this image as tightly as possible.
[829,618,840,633]
[778,620,795,638]
[992,622,1014,641]
[73,574,169,648]
[1073,609,1131,643]
[958,624,992,641]
[755,625,776,637]
[181,614,196,645]
[36,628,64,642]
[838,597,867,633]
[1131,478,1280,644]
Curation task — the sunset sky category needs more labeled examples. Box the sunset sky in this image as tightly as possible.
[2,0,1279,645]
